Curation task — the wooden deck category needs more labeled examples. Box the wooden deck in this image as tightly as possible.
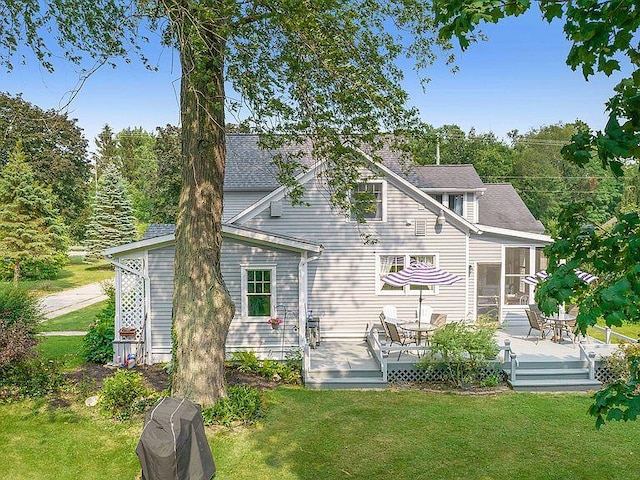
[304,312,620,391]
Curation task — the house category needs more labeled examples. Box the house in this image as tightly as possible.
[104,134,552,364]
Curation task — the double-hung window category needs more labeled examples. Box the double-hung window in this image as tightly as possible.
[378,254,436,295]
[242,266,276,318]
[351,181,385,221]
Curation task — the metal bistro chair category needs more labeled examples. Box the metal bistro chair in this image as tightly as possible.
[525,309,552,343]
[385,320,418,360]
[378,312,392,343]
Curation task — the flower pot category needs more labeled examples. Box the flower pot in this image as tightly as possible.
[271,323,280,330]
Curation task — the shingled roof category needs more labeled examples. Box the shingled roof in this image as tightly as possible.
[478,184,545,233]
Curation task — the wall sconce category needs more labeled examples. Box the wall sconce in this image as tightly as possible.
[405,219,413,226]
[436,209,446,226]
[468,264,474,276]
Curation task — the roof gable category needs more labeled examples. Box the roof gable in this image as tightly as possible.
[478,184,545,234]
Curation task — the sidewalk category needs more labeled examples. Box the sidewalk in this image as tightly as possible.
[40,282,108,319]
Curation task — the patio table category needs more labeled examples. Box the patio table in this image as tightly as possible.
[399,322,438,346]
[543,313,576,343]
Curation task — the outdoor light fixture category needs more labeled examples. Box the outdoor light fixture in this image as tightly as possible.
[436,209,446,226]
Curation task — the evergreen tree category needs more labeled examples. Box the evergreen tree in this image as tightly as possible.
[0,142,69,284]
[84,164,138,258]
[92,124,119,181]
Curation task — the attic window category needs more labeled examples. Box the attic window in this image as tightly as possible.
[350,181,386,222]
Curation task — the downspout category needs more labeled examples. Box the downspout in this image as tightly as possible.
[465,231,470,321]
[298,250,322,348]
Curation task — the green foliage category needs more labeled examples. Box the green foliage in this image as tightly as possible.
[0,284,43,367]
[84,164,138,258]
[98,369,154,420]
[0,93,90,241]
[201,385,262,427]
[602,343,640,383]
[230,350,302,385]
[149,125,181,223]
[417,322,499,388]
[82,283,115,364]
[0,358,64,400]
[0,142,70,282]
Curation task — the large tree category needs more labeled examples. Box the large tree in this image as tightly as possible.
[2,0,452,405]
[0,142,69,283]
[0,92,91,241]
[435,0,639,427]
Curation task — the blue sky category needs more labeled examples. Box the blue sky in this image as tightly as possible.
[3,9,628,150]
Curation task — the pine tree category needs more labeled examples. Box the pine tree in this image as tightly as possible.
[84,164,138,258]
[92,124,119,181]
[0,141,69,284]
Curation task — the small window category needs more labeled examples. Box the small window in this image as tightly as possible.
[378,254,436,295]
[243,267,276,317]
[351,181,384,221]
[450,194,464,216]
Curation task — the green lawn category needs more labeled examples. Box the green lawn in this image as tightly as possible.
[588,321,640,344]
[6,258,114,296]
[2,388,640,480]
[40,301,106,332]
[36,336,85,370]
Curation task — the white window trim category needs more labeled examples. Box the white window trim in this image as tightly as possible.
[375,253,439,296]
[349,179,387,223]
[241,264,277,320]
[502,245,537,309]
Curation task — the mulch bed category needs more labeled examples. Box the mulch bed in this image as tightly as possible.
[65,363,279,395]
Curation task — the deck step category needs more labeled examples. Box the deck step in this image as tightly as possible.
[510,368,590,381]
[307,368,381,380]
[305,376,387,390]
[509,378,601,392]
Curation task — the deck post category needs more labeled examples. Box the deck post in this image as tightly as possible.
[510,352,517,382]
[588,351,596,380]
[503,340,511,363]
[605,327,611,345]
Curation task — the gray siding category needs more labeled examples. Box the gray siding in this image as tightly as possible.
[144,239,301,361]
[244,175,470,339]
[223,191,269,221]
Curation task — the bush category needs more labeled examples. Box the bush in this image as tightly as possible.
[98,369,155,420]
[602,342,640,383]
[83,282,115,364]
[0,284,43,367]
[202,386,262,427]
[0,359,64,400]
[417,322,500,388]
[230,349,302,384]
[0,253,68,281]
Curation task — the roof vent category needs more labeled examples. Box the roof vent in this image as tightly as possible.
[415,219,427,236]
[270,201,282,217]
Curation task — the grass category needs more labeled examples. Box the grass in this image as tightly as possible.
[2,388,640,479]
[4,257,114,296]
[36,336,85,370]
[588,321,640,344]
[40,301,106,332]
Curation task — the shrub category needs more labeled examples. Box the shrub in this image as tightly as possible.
[0,253,68,281]
[0,359,64,400]
[417,322,500,388]
[98,369,154,420]
[0,284,42,367]
[83,282,115,364]
[230,349,302,384]
[602,342,640,383]
[202,385,262,427]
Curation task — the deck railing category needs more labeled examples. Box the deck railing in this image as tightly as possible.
[590,325,638,344]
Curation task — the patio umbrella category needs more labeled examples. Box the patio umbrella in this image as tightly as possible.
[523,269,598,286]
[381,262,462,328]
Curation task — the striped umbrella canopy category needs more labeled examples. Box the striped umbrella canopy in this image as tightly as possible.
[523,269,598,286]
[381,262,462,326]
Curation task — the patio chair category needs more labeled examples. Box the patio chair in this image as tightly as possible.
[382,305,398,322]
[417,304,433,323]
[385,320,418,360]
[378,313,392,342]
[430,313,447,328]
[525,309,551,343]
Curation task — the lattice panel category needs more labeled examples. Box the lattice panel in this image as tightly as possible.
[388,365,503,384]
[119,258,144,341]
[596,365,626,385]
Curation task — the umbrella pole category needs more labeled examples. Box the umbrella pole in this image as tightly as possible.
[418,288,423,328]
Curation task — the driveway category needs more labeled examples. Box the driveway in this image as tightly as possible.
[40,283,108,319]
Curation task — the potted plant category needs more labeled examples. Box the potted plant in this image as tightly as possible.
[267,317,283,330]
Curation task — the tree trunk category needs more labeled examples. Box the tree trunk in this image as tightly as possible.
[13,261,20,285]
[167,3,235,406]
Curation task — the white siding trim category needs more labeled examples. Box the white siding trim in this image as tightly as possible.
[143,251,152,365]
[478,225,552,243]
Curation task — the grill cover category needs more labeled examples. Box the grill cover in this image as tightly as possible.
[136,397,216,480]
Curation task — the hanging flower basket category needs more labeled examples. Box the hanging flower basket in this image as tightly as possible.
[267,317,283,330]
